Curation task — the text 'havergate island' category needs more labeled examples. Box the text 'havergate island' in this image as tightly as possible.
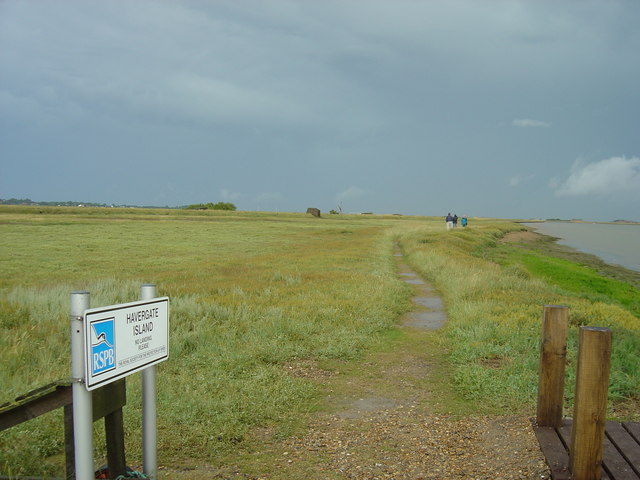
[126,307,159,335]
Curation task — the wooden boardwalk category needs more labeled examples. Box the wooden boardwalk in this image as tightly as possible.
[535,419,640,480]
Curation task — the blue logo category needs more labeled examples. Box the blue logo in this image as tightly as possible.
[90,317,116,376]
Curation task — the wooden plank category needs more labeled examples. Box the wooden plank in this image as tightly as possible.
[2,379,128,480]
[553,419,640,480]
[558,421,572,449]
[1,378,127,433]
[601,433,640,480]
[623,423,640,445]
[0,383,71,431]
[606,421,640,477]
[557,420,611,480]
[534,425,572,480]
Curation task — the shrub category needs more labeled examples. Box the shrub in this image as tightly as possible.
[185,202,237,211]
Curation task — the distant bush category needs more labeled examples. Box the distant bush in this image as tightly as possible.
[185,202,236,211]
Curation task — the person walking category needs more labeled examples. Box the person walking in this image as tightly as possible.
[445,213,453,230]
[453,214,458,228]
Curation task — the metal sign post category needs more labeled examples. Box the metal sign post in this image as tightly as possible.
[70,286,168,479]
[140,284,158,480]
[70,291,94,480]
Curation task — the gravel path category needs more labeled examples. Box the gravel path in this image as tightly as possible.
[271,258,551,479]
[278,410,550,479]
[163,257,551,479]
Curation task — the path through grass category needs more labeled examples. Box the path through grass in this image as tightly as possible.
[0,207,420,476]
[2,208,639,477]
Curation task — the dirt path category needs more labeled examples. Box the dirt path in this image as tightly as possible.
[163,253,551,479]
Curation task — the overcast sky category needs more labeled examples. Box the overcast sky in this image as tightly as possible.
[1,1,639,221]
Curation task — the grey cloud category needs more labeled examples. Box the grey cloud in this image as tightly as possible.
[1,0,639,221]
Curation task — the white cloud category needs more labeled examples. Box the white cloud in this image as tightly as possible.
[512,118,551,128]
[555,156,640,196]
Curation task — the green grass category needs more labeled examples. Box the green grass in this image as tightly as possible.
[2,208,640,476]
[0,207,418,477]
[398,222,640,416]
[492,243,640,317]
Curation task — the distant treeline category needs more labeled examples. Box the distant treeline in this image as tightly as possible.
[0,198,238,210]
[0,198,114,207]
[184,202,237,211]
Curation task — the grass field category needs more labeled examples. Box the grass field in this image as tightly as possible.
[1,207,639,477]
[0,207,421,476]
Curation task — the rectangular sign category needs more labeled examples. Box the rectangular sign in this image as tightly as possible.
[84,297,169,391]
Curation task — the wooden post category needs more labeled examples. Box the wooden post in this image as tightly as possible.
[570,326,612,480]
[101,379,127,478]
[105,408,126,477]
[63,379,127,480]
[64,404,75,480]
[537,305,569,427]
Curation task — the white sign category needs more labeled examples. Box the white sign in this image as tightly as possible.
[84,297,169,391]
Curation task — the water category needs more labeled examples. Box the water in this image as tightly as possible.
[522,222,640,272]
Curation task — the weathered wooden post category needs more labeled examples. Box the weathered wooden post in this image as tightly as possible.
[537,305,569,427]
[99,380,127,477]
[570,326,612,480]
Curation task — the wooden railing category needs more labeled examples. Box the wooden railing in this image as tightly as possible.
[0,379,127,480]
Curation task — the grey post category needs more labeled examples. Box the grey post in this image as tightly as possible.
[70,291,93,480]
[140,284,158,479]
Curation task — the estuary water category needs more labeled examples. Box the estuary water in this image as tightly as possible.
[522,222,640,273]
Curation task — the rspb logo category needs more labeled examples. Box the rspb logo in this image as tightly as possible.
[90,317,116,376]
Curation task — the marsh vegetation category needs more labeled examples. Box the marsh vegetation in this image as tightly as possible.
[1,207,639,477]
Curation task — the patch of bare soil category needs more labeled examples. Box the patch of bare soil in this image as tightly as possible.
[159,254,550,479]
[499,231,542,244]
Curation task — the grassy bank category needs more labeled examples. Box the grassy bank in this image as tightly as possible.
[397,222,640,416]
[2,208,639,476]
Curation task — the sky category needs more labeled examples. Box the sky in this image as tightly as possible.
[1,1,639,221]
